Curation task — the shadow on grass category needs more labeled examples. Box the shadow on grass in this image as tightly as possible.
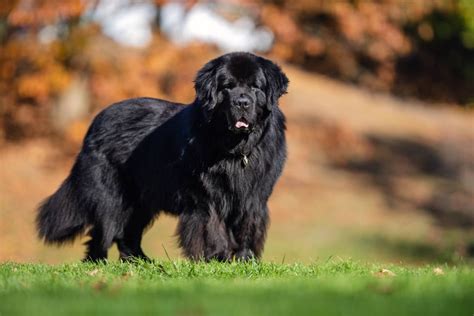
[331,134,474,230]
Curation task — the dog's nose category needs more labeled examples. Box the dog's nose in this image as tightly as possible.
[236,96,250,109]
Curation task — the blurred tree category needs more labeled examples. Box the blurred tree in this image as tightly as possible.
[0,0,87,141]
[0,0,214,143]
[260,0,474,105]
[1,0,473,144]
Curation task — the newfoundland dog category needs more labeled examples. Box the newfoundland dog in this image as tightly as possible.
[37,52,289,262]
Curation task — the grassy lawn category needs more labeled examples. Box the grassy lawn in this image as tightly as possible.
[0,260,473,315]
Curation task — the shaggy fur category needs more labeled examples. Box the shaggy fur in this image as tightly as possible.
[36,52,289,261]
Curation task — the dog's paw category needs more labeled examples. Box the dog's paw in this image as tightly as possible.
[119,254,153,263]
[234,249,255,261]
[205,249,232,262]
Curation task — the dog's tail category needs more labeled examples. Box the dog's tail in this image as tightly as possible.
[36,174,88,245]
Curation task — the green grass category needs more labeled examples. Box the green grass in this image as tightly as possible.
[0,259,473,315]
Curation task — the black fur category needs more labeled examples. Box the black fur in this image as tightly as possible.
[36,52,289,262]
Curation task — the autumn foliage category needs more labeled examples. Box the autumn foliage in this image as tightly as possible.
[262,0,474,103]
[1,0,473,143]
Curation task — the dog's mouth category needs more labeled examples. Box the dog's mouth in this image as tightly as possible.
[235,118,249,129]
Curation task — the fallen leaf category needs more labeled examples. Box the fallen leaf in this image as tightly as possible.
[433,267,444,275]
[121,271,134,279]
[87,269,100,276]
[374,268,396,277]
[92,280,107,291]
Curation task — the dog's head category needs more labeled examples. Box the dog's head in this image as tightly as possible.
[195,52,288,134]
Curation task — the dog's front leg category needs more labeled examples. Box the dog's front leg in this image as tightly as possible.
[177,212,206,260]
[233,204,269,261]
[177,209,232,261]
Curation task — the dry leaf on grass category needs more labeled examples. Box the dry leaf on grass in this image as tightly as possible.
[433,267,444,275]
[92,280,107,291]
[121,271,134,280]
[374,268,396,277]
[87,268,100,276]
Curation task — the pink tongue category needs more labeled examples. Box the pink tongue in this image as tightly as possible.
[235,121,249,128]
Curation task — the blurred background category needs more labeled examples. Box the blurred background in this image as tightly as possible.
[0,0,473,264]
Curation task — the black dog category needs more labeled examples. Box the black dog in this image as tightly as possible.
[37,52,288,261]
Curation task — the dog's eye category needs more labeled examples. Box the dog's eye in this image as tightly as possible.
[223,82,235,90]
[251,81,262,89]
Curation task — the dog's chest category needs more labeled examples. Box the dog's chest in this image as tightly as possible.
[197,153,266,213]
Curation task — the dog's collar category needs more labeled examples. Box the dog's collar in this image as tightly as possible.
[237,121,270,168]
[241,153,249,167]
[226,118,271,167]
[239,134,253,168]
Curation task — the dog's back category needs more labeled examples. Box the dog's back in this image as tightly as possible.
[36,98,184,258]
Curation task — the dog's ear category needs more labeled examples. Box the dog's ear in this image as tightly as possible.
[258,57,289,110]
[194,58,220,121]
